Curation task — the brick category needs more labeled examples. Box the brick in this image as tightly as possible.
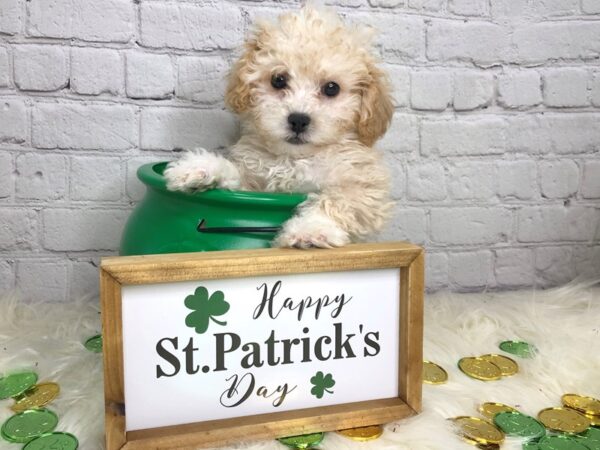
[407,162,446,201]
[385,65,410,107]
[383,153,404,199]
[506,114,600,154]
[70,259,100,300]
[427,21,510,66]
[379,207,426,244]
[28,0,134,42]
[498,71,542,109]
[0,208,37,250]
[0,153,12,198]
[177,56,229,104]
[43,208,129,251]
[449,251,494,289]
[505,115,541,153]
[513,22,600,64]
[447,161,495,200]
[126,156,158,201]
[0,99,27,144]
[378,113,418,153]
[71,48,123,96]
[543,114,600,154]
[492,0,579,19]
[539,160,579,199]
[573,246,600,280]
[327,0,365,6]
[408,0,443,11]
[14,45,69,91]
[581,161,600,198]
[126,52,175,100]
[16,259,67,302]
[495,160,536,200]
[0,47,9,87]
[592,73,600,107]
[0,0,21,35]
[494,248,534,287]
[421,117,506,156]
[70,156,122,201]
[431,207,512,245]
[358,15,425,62]
[518,206,600,243]
[410,71,452,111]
[368,0,404,7]
[582,0,600,14]
[0,259,14,293]
[32,102,137,150]
[15,153,68,201]
[534,247,576,287]
[543,69,589,107]
[425,252,448,291]
[449,0,489,16]
[538,0,580,15]
[140,3,244,51]
[243,8,285,27]
[453,71,494,111]
[140,107,238,151]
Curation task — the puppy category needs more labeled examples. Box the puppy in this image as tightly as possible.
[165,6,394,249]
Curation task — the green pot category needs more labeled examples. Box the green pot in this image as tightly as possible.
[119,162,307,256]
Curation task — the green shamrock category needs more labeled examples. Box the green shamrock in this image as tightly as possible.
[310,371,335,399]
[184,287,230,334]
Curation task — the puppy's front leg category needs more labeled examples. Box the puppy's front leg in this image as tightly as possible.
[164,149,241,192]
[274,187,392,249]
[274,201,351,249]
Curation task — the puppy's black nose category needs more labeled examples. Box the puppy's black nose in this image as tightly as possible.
[288,113,311,134]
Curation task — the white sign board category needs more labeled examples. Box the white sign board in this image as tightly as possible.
[121,268,400,431]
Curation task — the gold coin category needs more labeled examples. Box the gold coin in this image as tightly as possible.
[538,407,591,434]
[458,357,502,381]
[423,361,448,385]
[562,407,600,427]
[336,425,383,441]
[562,393,600,416]
[479,354,518,376]
[451,416,504,445]
[478,402,517,420]
[476,444,500,450]
[583,412,600,426]
[11,382,60,413]
[463,435,502,449]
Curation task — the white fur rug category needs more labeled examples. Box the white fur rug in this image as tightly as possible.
[1,283,599,450]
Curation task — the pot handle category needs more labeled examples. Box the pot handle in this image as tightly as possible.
[197,219,281,234]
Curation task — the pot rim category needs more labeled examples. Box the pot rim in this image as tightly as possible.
[138,162,308,207]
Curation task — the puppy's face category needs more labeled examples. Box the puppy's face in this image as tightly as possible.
[226,7,393,151]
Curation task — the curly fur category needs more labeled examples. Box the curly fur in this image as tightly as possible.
[165,5,394,248]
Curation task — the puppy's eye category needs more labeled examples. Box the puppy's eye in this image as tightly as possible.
[322,81,340,97]
[271,74,287,90]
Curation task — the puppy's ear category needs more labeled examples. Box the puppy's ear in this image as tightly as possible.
[225,39,260,114]
[357,61,394,147]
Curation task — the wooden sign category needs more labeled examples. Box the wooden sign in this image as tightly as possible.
[100,242,424,450]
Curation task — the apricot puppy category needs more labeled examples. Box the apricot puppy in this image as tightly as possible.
[165,6,394,248]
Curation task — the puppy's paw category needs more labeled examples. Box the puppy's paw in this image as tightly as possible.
[164,149,241,193]
[164,162,214,192]
[274,213,350,249]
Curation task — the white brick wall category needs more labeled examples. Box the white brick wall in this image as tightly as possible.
[0,0,599,300]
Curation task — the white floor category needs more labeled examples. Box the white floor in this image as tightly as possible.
[1,282,599,450]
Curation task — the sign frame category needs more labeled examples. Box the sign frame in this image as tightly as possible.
[100,242,424,450]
